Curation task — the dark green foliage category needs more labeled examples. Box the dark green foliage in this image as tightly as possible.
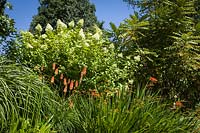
[30,0,99,33]
[120,0,200,104]
[194,0,200,23]
[0,0,15,43]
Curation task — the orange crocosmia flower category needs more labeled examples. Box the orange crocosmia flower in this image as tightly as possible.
[51,76,55,83]
[52,63,56,70]
[70,80,74,90]
[63,78,67,85]
[149,77,158,82]
[91,91,95,96]
[75,80,79,88]
[91,90,100,97]
[55,68,59,75]
[175,101,184,108]
[63,85,67,93]
[94,93,100,97]
[81,66,87,75]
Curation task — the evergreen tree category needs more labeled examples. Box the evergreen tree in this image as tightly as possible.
[0,0,15,43]
[30,0,99,32]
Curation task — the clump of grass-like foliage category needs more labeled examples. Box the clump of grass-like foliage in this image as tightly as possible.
[68,86,199,132]
[0,57,55,132]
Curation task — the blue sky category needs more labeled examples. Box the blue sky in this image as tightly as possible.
[6,0,134,31]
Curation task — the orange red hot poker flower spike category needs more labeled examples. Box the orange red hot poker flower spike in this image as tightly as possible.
[63,78,67,85]
[51,76,55,83]
[49,65,88,94]
[60,73,64,80]
[70,80,74,90]
[63,85,67,93]
[55,68,59,75]
[75,80,79,88]
[52,63,56,70]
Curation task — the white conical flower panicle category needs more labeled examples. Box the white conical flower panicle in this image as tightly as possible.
[35,24,42,32]
[27,43,33,49]
[134,55,141,62]
[40,44,48,50]
[92,25,103,40]
[102,47,108,53]
[109,43,115,49]
[79,28,85,39]
[93,25,102,35]
[45,23,53,32]
[77,19,84,27]
[41,34,47,38]
[57,19,67,29]
[118,53,123,58]
[68,20,75,28]
[92,33,100,40]
[84,42,90,47]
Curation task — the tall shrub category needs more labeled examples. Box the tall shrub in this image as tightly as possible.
[122,0,200,104]
[9,20,140,93]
